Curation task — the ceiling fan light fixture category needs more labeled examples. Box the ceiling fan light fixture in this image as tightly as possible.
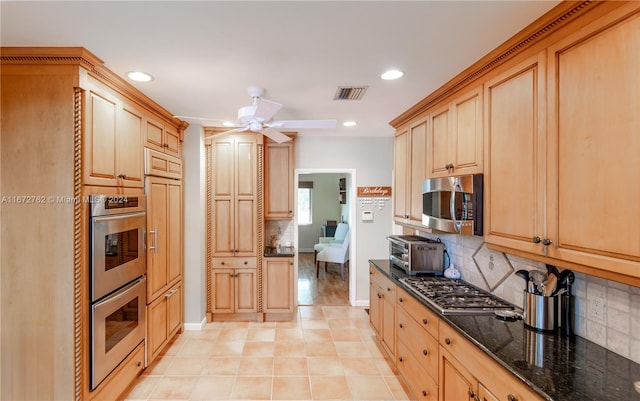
[343,121,357,127]
[126,71,154,82]
[381,69,403,80]
[222,121,236,127]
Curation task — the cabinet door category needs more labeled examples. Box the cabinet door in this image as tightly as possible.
[167,283,182,337]
[118,104,144,188]
[147,294,168,361]
[265,141,294,219]
[484,53,546,251]
[439,348,476,401]
[145,118,165,153]
[167,181,182,285]
[263,258,294,312]
[393,127,409,221]
[147,178,168,301]
[235,198,256,256]
[369,280,382,336]
[428,103,451,177]
[381,294,396,358]
[547,10,640,277]
[211,268,235,313]
[452,85,483,175]
[396,342,438,401]
[234,135,257,256]
[409,118,428,224]
[235,268,257,313]
[164,125,180,157]
[84,87,118,186]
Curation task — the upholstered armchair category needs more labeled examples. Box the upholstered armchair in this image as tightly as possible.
[313,223,348,262]
[316,233,350,281]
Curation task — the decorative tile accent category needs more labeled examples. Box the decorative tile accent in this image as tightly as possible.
[472,242,514,291]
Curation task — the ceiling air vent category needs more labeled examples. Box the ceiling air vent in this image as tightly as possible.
[334,86,368,101]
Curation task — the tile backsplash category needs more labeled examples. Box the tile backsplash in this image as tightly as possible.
[417,231,640,364]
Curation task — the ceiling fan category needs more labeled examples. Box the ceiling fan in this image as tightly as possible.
[175,86,337,143]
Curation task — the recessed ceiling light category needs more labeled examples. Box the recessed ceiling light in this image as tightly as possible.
[222,121,236,127]
[343,121,357,127]
[126,71,154,82]
[381,69,404,80]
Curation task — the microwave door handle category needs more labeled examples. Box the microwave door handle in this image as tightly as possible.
[450,190,462,233]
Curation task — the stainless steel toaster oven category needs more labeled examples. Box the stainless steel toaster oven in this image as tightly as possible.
[387,235,445,275]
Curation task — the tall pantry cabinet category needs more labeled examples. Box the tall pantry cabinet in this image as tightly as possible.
[144,149,184,364]
[0,47,186,401]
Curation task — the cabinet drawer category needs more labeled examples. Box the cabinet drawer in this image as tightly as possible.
[145,147,182,179]
[369,265,394,289]
[396,307,438,381]
[396,341,438,401]
[439,322,544,401]
[90,342,144,401]
[211,257,257,269]
[397,286,439,339]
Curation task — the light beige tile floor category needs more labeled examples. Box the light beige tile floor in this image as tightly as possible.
[123,306,411,401]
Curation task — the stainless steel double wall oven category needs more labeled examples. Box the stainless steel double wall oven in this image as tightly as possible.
[89,195,146,390]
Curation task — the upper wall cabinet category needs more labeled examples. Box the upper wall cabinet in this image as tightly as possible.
[427,85,483,178]
[145,116,181,157]
[484,52,547,256]
[264,137,295,220]
[393,117,428,226]
[84,79,144,188]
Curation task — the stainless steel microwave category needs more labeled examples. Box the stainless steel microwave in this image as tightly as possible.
[422,174,483,236]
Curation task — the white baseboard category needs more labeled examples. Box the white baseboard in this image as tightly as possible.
[183,317,207,331]
[354,300,369,307]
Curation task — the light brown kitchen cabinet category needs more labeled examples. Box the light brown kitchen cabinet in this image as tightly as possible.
[145,116,181,157]
[263,257,294,313]
[147,282,182,364]
[544,7,640,280]
[211,260,258,314]
[484,52,546,255]
[146,175,183,301]
[427,85,483,178]
[478,383,500,401]
[264,137,295,219]
[439,346,477,401]
[393,117,428,226]
[485,5,640,283]
[368,264,395,358]
[396,341,438,401]
[210,133,258,257]
[84,80,144,188]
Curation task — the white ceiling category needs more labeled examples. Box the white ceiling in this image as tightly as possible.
[1,1,560,138]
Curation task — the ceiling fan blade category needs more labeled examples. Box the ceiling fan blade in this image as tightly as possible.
[268,119,337,129]
[203,126,249,139]
[253,98,282,122]
[259,127,292,144]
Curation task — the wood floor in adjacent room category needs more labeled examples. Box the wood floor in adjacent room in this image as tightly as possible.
[123,253,410,401]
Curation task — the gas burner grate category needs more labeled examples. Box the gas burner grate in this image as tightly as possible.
[399,277,515,315]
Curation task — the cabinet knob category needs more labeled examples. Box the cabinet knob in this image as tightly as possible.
[399,323,404,329]
[399,357,404,362]
[507,395,517,401]
[386,287,391,292]
[445,338,451,345]
[117,173,127,179]
[532,236,541,243]
[542,238,552,246]
[422,318,428,325]
[244,261,248,265]
[468,390,476,398]
[399,297,404,303]
[422,349,428,356]
[221,261,225,265]
[422,390,428,397]
[137,361,142,367]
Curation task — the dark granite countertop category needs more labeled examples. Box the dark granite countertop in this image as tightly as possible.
[369,259,640,401]
[264,246,295,257]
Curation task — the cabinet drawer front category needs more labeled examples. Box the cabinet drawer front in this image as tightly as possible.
[397,287,439,339]
[145,148,182,179]
[90,342,144,401]
[370,266,396,294]
[396,341,438,401]
[211,257,257,269]
[396,307,438,380]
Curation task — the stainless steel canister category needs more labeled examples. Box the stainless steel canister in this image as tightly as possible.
[523,291,558,331]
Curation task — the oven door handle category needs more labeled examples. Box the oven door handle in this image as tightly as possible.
[92,276,145,309]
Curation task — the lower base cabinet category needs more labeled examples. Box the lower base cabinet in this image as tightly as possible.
[396,341,438,401]
[263,257,294,313]
[211,267,258,314]
[147,282,182,364]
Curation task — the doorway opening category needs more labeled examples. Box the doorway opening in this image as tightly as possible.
[295,169,356,306]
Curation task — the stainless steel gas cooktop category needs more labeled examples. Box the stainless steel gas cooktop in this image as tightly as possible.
[399,276,516,315]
